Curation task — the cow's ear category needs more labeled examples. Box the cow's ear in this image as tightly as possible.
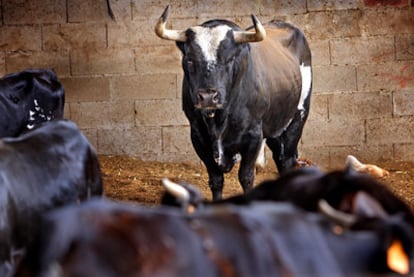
[387,239,410,275]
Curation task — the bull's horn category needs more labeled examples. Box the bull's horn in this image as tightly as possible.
[318,199,357,228]
[161,178,190,203]
[345,155,364,170]
[155,5,187,42]
[233,15,266,43]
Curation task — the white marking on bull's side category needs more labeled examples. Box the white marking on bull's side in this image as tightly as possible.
[255,139,266,169]
[191,25,232,64]
[298,63,312,117]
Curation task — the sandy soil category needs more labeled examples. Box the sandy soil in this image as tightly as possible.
[99,155,414,208]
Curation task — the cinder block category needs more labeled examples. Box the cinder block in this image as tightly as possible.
[135,45,182,75]
[43,23,107,51]
[328,91,392,120]
[263,1,307,16]
[61,77,110,102]
[135,99,188,127]
[307,94,329,122]
[366,116,414,145]
[308,0,358,11]
[196,1,260,17]
[0,26,41,51]
[3,0,66,24]
[308,40,330,66]
[111,73,177,100]
[69,101,135,129]
[330,37,395,65]
[290,10,361,40]
[63,104,71,119]
[396,34,414,61]
[132,1,196,20]
[363,0,409,8]
[394,88,414,116]
[68,0,119,22]
[97,127,162,156]
[394,143,414,161]
[357,61,414,91]
[108,20,161,48]
[6,51,70,77]
[162,125,192,153]
[313,65,357,92]
[71,48,135,75]
[80,128,98,150]
[302,117,365,146]
[298,145,331,170]
[360,9,414,36]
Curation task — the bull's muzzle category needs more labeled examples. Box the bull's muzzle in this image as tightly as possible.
[195,88,222,114]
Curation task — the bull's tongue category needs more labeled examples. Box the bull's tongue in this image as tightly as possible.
[206,110,215,118]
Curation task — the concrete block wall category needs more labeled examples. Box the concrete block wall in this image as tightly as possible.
[0,0,413,169]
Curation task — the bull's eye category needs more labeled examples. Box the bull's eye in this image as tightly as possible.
[186,60,194,72]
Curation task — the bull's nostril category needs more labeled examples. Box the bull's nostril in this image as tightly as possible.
[198,93,204,101]
[212,92,220,103]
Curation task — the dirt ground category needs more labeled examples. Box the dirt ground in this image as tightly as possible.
[100,155,414,208]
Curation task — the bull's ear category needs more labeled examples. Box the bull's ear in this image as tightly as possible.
[353,191,388,219]
[387,239,410,275]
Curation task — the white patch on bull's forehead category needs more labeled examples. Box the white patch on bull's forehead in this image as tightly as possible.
[298,63,312,117]
[191,25,232,63]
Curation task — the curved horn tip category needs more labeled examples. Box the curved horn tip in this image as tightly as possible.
[161,5,171,22]
[251,14,266,41]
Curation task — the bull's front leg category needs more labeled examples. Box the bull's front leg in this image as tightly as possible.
[190,127,225,200]
[238,135,263,194]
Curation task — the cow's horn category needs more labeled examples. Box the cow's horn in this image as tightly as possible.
[161,178,190,203]
[155,5,187,42]
[318,199,357,227]
[233,15,266,43]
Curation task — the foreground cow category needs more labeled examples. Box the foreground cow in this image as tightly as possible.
[14,198,412,276]
[0,68,65,138]
[0,120,103,276]
[155,6,312,200]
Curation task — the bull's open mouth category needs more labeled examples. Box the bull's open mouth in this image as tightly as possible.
[194,105,223,118]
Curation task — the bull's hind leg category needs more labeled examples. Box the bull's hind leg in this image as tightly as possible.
[267,109,309,174]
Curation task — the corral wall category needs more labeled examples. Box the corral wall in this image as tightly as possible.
[0,0,413,169]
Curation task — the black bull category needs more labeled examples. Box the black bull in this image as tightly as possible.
[14,199,413,276]
[0,69,65,138]
[0,120,103,276]
[155,6,312,200]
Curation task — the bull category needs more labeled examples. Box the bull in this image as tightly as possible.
[0,120,103,276]
[0,69,65,138]
[155,6,312,200]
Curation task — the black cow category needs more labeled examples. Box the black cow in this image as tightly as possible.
[161,167,414,229]
[0,120,103,276]
[0,69,64,138]
[14,198,413,276]
[155,6,312,200]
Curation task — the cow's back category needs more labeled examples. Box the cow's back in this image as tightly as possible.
[250,21,309,138]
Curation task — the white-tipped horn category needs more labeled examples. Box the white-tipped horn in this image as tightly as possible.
[318,199,357,228]
[233,15,266,43]
[161,178,190,203]
[345,155,364,170]
[154,5,187,42]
